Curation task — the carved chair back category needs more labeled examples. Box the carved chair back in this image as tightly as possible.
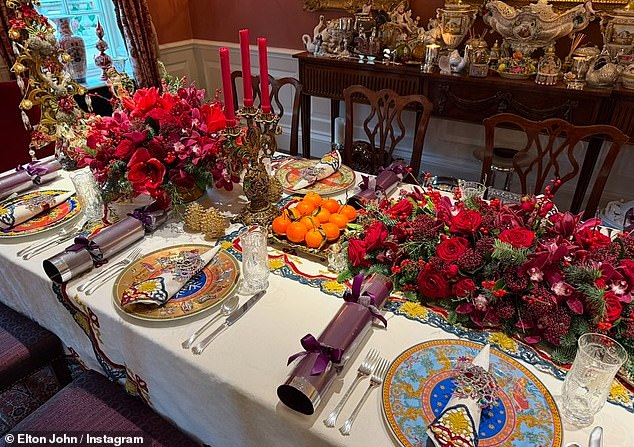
[231,71,302,156]
[342,85,433,178]
[481,112,629,220]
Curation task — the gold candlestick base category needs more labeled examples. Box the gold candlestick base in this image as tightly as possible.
[226,106,282,226]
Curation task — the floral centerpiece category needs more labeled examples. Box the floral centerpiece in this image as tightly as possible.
[340,186,634,375]
[73,81,244,209]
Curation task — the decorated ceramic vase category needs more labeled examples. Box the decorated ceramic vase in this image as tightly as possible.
[58,18,87,83]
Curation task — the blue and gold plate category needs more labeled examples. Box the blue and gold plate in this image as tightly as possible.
[382,339,562,447]
[0,190,81,238]
[113,244,239,321]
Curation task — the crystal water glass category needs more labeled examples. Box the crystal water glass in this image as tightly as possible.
[560,333,627,427]
[240,226,270,294]
[458,179,486,201]
[70,169,103,222]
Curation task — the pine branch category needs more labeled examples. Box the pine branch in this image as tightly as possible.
[491,239,529,265]
[551,344,578,364]
[563,265,601,287]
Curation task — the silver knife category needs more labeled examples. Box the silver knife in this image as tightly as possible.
[192,290,266,355]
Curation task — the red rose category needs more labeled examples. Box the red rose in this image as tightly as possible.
[364,221,388,251]
[604,291,623,323]
[127,148,166,195]
[436,237,469,262]
[574,227,611,249]
[114,139,136,160]
[347,239,369,268]
[453,278,476,297]
[498,228,535,248]
[386,199,414,218]
[450,209,482,234]
[201,102,227,132]
[417,268,451,299]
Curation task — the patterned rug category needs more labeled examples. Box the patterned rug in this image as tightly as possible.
[0,358,84,435]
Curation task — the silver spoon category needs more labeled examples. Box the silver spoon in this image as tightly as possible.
[181,294,240,349]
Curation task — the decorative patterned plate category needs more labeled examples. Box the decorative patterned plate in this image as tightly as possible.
[112,244,240,321]
[497,71,535,80]
[382,339,562,447]
[275,158,356,195]
[0,190,81,238]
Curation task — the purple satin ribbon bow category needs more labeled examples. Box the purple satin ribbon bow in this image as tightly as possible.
[287,334,344,376]
[65,236,106,266]
[128,202,168,232]
[343,273,388,327]
[128,209,153,227]
[16,162,47,184]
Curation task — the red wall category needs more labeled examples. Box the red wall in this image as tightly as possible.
[146,0,193,43]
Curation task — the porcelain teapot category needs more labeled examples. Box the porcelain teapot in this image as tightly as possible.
[586,53,623,87]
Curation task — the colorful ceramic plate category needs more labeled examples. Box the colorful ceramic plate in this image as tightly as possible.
[497,71,535,80]
[0,190,81,238]
[382,339,562,447]
[276,158,356,195]
[112,244,240,321]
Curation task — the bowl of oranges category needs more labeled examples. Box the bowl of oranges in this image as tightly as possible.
[270,192,359,262]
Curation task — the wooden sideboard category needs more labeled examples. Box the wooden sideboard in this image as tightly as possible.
[294,51,634,212]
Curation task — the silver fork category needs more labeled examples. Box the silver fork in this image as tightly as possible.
[78,247,143,294]
[339,357,389,436]
[18,221,83,259]
[323,348,379,427]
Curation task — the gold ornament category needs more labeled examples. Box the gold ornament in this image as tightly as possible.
[200,208,228,239]
[267,176,283,204]
[183,203,204,232]
[20,99,33,110]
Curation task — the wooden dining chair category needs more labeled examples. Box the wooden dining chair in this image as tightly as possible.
[230,70,302,156]
[480,113,629,220]
[342,85,433,178]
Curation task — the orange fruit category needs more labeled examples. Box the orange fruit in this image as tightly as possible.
[295,200,316,216]
[338,204,358,222]
[321,222,340,241]
[287,206,302,220]
[300,215,319,230]
[286,221,308,243]
[305,228,325,249]
[314,207,331,224]
[322,198,341,214]
[303,192,323,208]
[272,214,291,235]
[329,212,349,229]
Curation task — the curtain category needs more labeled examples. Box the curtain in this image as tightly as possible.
[0,2,16,78]
[111,0,161,88]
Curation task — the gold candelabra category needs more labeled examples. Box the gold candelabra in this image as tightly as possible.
[226,107,283,226]
[7,0,87,162]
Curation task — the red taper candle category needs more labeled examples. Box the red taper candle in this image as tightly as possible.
[257,37,271,114]
[239,29,254,108]
[219,47,237,127]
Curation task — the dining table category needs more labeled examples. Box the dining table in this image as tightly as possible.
[0,164,633,447]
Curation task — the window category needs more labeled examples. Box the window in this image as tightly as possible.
[37,0,130,87]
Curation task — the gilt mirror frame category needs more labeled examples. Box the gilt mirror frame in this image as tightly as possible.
[303,0,630,12]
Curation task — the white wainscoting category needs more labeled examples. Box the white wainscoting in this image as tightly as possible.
[159,40,634,212]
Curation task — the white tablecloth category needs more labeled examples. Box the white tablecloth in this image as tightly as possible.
[1,173,633,447]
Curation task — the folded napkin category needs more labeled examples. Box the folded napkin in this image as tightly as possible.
[291,150,341,191]
[426,344,500,447]
[0,158,62,201]
[0,190,73,230]
[120,245,221,308]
